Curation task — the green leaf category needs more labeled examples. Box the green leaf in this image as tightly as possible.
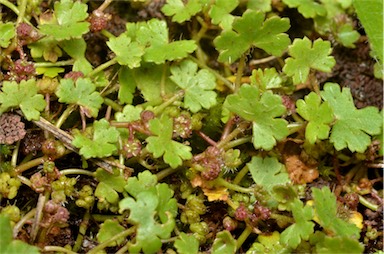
[312,186,361,238]
[146,114,192,168]
[280,199,315,248]
[320,82,383,152]
[296,92,334,144]
[95,167,126,193]
[118,64,178,105]
[336,23,360,48]
[246,231,291,254]
[134,19,197,64]
[353,0,383,64]
[56,78,103,118]
[174,233,199,254]
[170,60,217,112]
[0,22,15,48]
[39,0,89,40]
[0,79,46,121]
[209,0,239,30]
[247,0,272,12]
[35,67,65,78]
[283,37,335,84]
[97,219,125,247]
[316,236,364,254]
[119,173,177,254]
[161,0,203,23]
[282,0,327,18]
[59,38,93,74]
[248,156,290,193]
[28,37,63,62]
[107,34,145,68]
[124,170,158,199]
[115,105,142,123]
[224,84,289,150]
[72,119,119,159]
[211,230,237,254]
[251,68,284,91]
[214,10,290,63]
[0,215,40,254]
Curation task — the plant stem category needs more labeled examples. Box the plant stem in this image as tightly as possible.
[153,90,185,115]
[87,58,118,77]
[156,167,180,181]
[213,178,253,193]
[116,243,130,254]
[87,227,136,254]
[15,156,45,174]
[17,175,32,187]
[233,165,249,185]
[217,122,250,149]
[60,168,95,177]
[359,195,379,211]
[104,97,123,112]
[13,208,36,238]
[221,136,252,150]
[34,59,75,67]
[236,225,253,251]
[43,246,77,254]
[92,214,123,222]
[249,55,278,66]
[16,0,27,24]
[11,141,20,167]
[189,55,235,91]
[235,54,246,92]
[0,0,31,25]
[73,210,91,252]
[56,104,77,129]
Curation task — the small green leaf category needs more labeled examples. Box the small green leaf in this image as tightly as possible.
[72,119,119,159]
[296,92,334,144]
[247,0,272,12]
[146,114,193,168]
[320,82,383,152]
[283,37,336,84]
[135,19,197,64]
[248,156,290,193]
[59,38,93,74]
[56,78,103,118]
[336,23,360,48]
[161,0,203,23]
[0,22,15,48]
[97,219,125,247]
[251,68,284,91]
[119,174,177,254]
[124,170,158,199]
[246,231,291,254]
[224,84,288,150]
[353,0,383,64]
[282,0,327,18]
[211,231,237,254]
[115,105,142,123]
[316,236,364,254]
[0,79,46,121]
[312,186,361,238]
[39,0,89,40]
[209,0,239,30]
[118,64,178,105]
[107,34,145,68]
[280,199,315,248]
[170,60,217,112]
[214,10,290,63]
[0,215,40,254]
[174,233,199,254]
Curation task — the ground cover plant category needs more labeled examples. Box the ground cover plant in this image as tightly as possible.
[0,0,383,253]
